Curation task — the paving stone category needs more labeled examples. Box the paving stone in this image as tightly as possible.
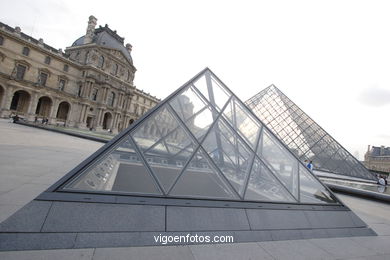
[269,229,303,241]
[232,230,273,242]
[258,239,333,260]
[342,254,390,260]
[0,233,77,251]
[349,211,368,227]
[305,210,357,229]
[349,227,376,237]
[351,236,390,255]
[0,200,52,232]
[0,248,94,260]
[93,245,195,260]
[0,204,22,223]
[246,209,311,230]
[368,223,390,236]
[300,229,329,239]
[309,237,378,258]
[190,242,274,260]
[0,183,49,205]
[325,228,353,238]
[42,202,165,232]
[167,206,250,231]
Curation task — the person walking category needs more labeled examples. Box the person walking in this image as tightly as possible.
[306,160,313,171]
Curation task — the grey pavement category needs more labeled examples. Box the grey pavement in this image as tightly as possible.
[0,119,389,259]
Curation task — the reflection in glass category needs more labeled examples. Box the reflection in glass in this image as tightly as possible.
[245,158,296,202]
[223,98,261,149]
[299,165,337,203]
[260,129,299,199]
[202,119,253,196]
[132,106,177,151]
[169,85,216,141]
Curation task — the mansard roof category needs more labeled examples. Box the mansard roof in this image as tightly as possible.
[72,24,133,64]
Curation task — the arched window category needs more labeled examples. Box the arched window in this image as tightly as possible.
[98,56,105,68]
[22,47,30,56]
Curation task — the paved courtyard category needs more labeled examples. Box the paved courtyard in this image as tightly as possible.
[0,119,389,259]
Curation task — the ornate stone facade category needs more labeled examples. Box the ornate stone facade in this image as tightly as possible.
[364,145,390,174]
[0,16,159,133]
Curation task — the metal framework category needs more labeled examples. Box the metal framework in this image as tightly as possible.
[42,69,341,206]
[245,85,376,181]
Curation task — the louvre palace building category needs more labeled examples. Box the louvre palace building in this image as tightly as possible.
[0,15,159,133]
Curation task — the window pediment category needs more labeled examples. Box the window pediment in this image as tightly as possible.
[38,68,51,77]
[15,59,31,69]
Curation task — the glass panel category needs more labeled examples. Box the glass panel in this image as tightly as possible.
[299,165,338,204]
[210,77,231,110]
[192,72,230,110]
[142,123,198,193]
[245,158,296,202]
[223,98,261,149]
[64,137,161,195]
[259,129,299,199]
[132,106,176,151]
[202,119,253,196]
[169,86,208,122]
[169,149,238,199]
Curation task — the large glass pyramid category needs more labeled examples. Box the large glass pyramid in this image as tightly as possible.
[245,85,376,181]
[59,69,339,204]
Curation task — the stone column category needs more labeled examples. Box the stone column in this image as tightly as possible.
[95,108,106,132]
[48,98,59,124]
[78,104,88,129]
[67,102,76,127]
[103,87,108,103]
[0,85,14,117]
[27,92,39,121]
[83,105,90,123]
[87,81,94,98]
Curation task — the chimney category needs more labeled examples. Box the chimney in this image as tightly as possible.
[380,145,385,156]
[83,15,97,44]
[367,145,371,153]
[125,43,132,53]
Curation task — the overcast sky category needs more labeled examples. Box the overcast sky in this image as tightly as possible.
[1,0,389,159]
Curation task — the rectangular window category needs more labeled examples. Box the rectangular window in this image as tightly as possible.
[44,56,51,65]
[39,72,48,86]
[63,64,69,72]
[0,36,4,45]
[91,88,98,101]
[22,47,30,56]
[77,85,82,97]
[16,64,26,80]
[59,79,66,91]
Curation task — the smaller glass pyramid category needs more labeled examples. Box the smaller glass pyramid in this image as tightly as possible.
[245,85,376,181]
[61,69,339,204]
